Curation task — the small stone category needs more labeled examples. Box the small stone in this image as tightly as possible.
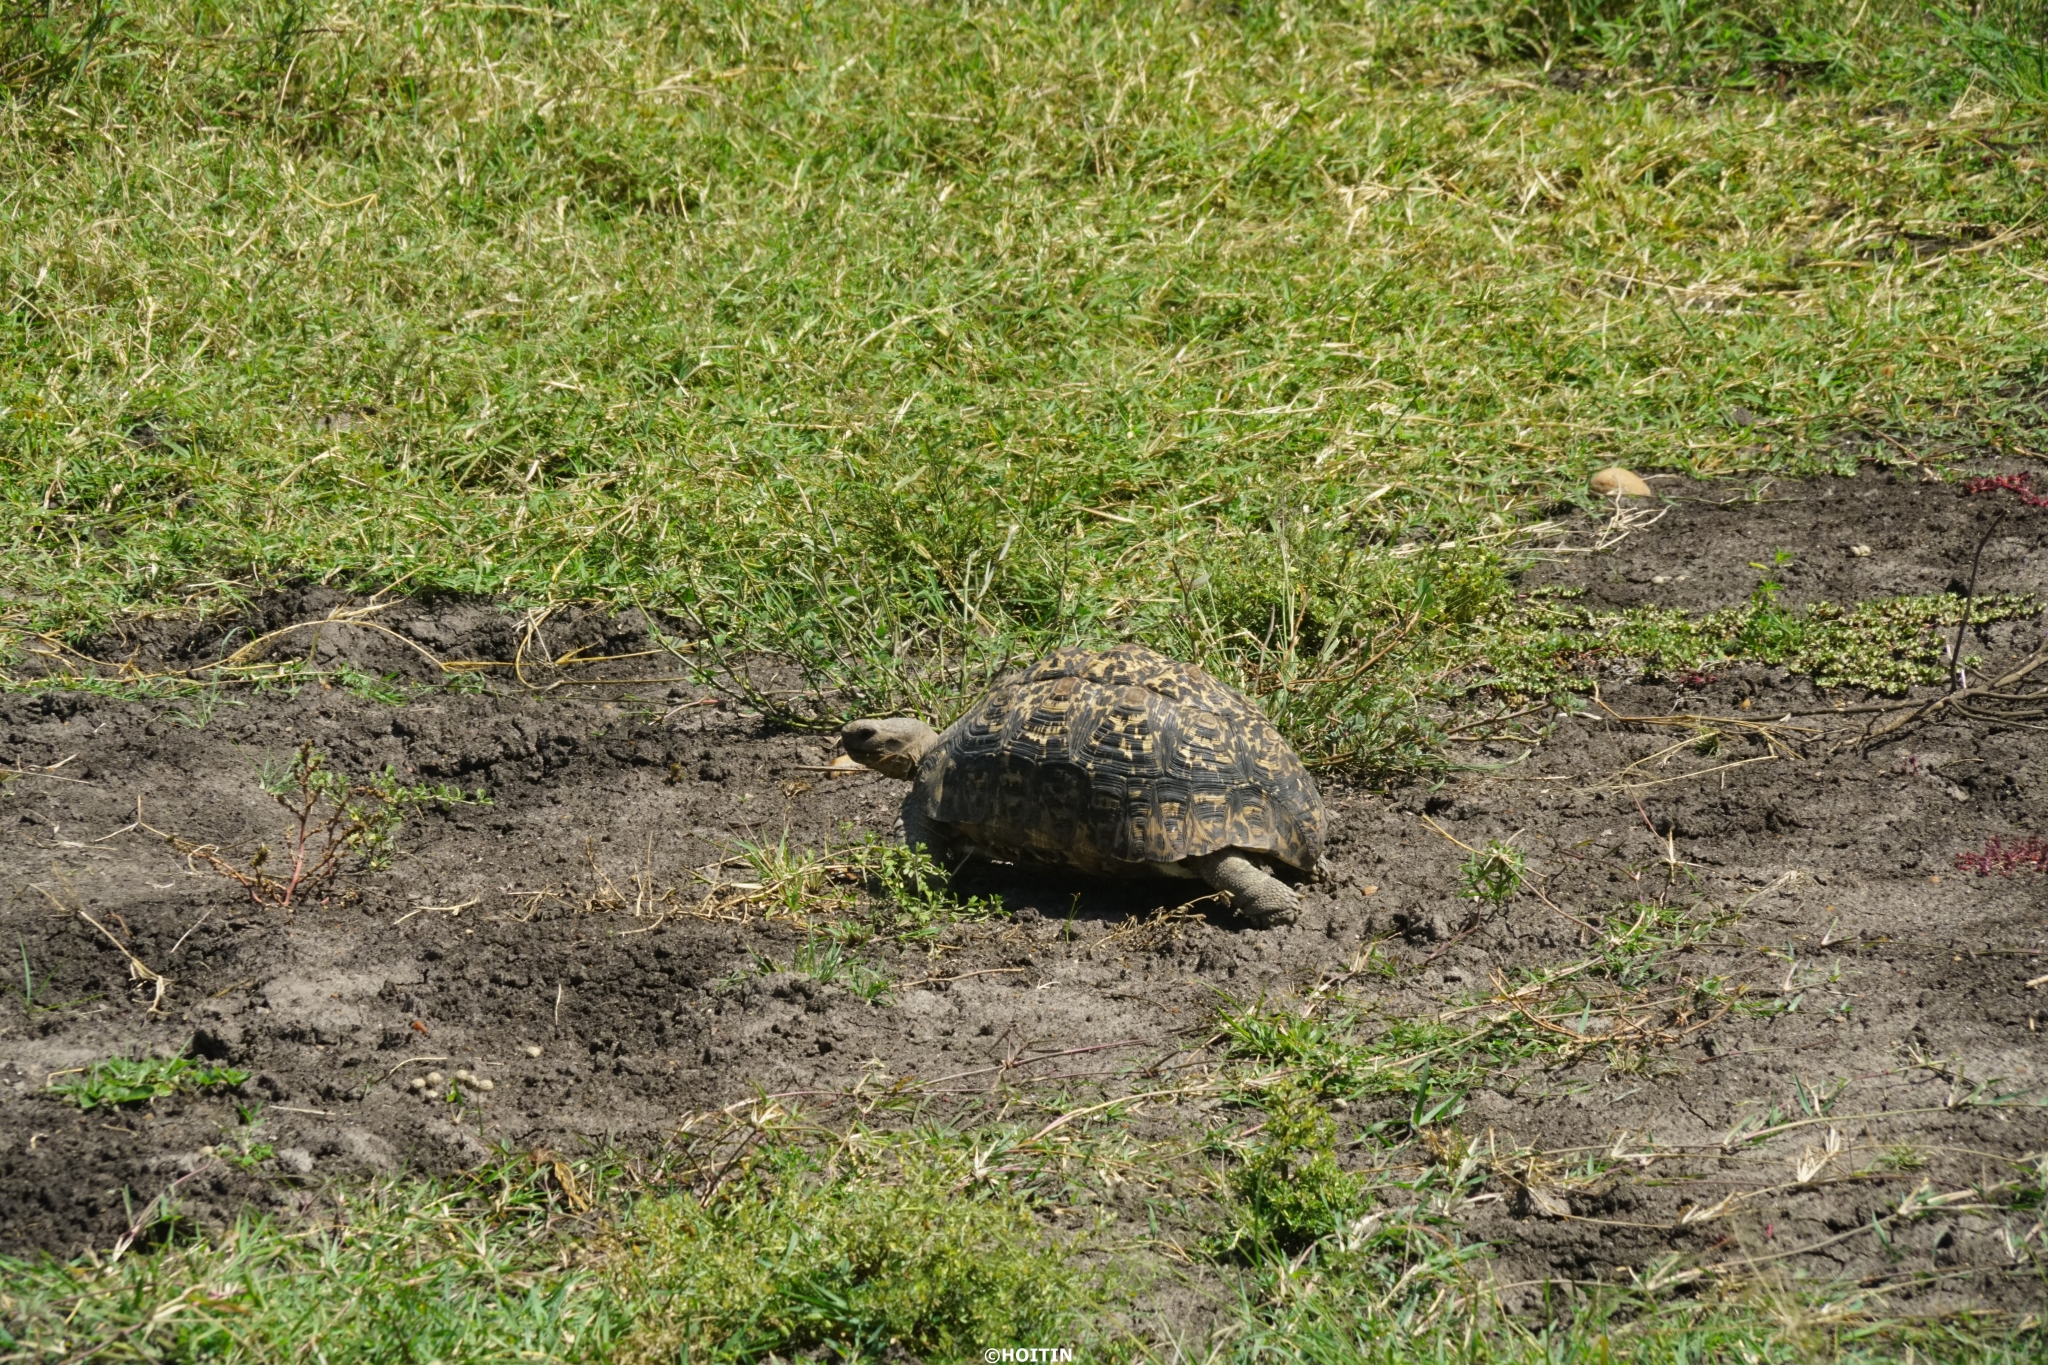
[1589,466,1653,497]
[1850,544,1871,557]
[523,1046,544,1059]
[425,1071,444,1085]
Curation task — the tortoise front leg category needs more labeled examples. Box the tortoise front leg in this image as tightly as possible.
[1188,851,1300,927]
[896,794,953,863]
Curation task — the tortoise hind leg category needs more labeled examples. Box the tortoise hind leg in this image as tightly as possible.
[1188,851,1300,927]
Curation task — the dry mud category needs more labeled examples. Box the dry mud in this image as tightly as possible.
[2,468,2046,1321]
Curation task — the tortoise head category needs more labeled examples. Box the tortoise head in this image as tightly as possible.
[840,717,940,781]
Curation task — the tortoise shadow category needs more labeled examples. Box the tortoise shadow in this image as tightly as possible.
[952,861,1265,933]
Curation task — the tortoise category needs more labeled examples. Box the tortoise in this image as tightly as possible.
[840,643,1323,924]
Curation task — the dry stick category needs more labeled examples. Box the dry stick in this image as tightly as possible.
[513,604,559,691]
[919,1039,1154,1089]
[39,890,170,1012]
[1417,813,1474,853]
[213,610,445,675]
[1851,643,2048,744]
[1603,754,1782,792]
[1594,698,1818,749]
[1720,1104,1957,1152]
[105,1159,220,1266]
[374,1056,451,1087]
[1022,1086,1211,1145]
[0,765,96,786]
[1948,505,2007,693]
[168,909,212,957]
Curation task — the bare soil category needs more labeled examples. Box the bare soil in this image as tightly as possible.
[3,468,2046,1319]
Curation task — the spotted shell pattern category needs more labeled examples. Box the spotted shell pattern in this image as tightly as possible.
[909,644,1323,875]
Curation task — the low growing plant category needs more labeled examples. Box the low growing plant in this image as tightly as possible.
[1955,835,2048,876]
[47,1054,249,1111]
[1459,840,1526,906]
[1217,1082,1370,1257]
[766,933,895,1003]
[852,839,1005,938]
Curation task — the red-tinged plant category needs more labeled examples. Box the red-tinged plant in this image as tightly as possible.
[1954,835,2048,876]
[1964,471,2048,508]
[164,743,488,908]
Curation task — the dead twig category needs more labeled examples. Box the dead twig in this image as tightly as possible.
[41,891,170,1012]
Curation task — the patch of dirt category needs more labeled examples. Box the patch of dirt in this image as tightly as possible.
[1523,464,2048,612]
[2,474,2046,1323]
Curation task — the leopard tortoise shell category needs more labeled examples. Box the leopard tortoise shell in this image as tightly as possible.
[840,643,1324,924]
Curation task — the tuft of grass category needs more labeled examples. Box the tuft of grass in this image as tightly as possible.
[2,0,2044,771]
[759,932,896,1003]
[1205,920,2048,1365]
[1458,840,1526,906]
[45,1054,248,1111]
[7,935,97,1013]
[612,1140,1088,1362]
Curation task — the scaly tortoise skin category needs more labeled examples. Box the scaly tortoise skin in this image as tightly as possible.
[909,643,1322,882]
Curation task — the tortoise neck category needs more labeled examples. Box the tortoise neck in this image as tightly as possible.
[893,723,941,777]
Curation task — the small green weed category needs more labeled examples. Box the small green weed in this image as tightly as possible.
[853,840,1005,939]
[47,1055,249,1111]
[1590,901,1734,988]
[1486,590,2038,698]
[1458,841,1526,906]
[1218,1084,1369,1257]
[168,691,243,730]
[614,1140,1086,1362]
[784,934,895,1003]
[220,1140,277,1172]
[8,937,96,1013]
[330,666,413,706]
[1220,1002,1365,1100]
[735,834,847,921]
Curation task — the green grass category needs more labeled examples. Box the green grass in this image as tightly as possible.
[0,1136,1100,1364]
[6,1,2048,1358]
[1203,951,2048,1365]
[5,0,2047,766]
